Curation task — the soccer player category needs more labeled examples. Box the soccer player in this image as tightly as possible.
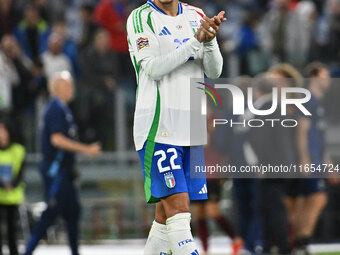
[216,76,262,254]
[24,71,101,255]
[294,62,331,254]
[127,1,225,254]
[247,74,294,255]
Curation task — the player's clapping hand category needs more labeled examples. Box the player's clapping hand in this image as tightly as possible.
[85,142,102,156]
[195,11,227,43]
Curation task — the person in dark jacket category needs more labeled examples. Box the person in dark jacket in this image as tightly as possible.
[248,74,294,255]
[0,0,21,39]
[24,72,101,255]
[14,4,50,61]
[78,29,119,149]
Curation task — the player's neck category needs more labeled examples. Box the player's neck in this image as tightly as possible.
[153,0,179,17]
[54,95,68,105]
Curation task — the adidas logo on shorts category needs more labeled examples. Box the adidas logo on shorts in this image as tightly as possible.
[199,184,207,194]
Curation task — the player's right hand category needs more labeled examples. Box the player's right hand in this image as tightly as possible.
[195,11,227,43]
[85,142,102,156]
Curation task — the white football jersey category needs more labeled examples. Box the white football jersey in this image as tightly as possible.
[127,0,216,151]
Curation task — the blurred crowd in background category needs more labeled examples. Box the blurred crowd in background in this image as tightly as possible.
[1,0,340,152]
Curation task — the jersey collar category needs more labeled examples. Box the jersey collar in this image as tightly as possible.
[147,0,183,16]
[52,96,68,110]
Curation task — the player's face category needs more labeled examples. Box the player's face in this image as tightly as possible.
[64,80,75,103]
[266,72,288,89]
[317,68,331,92]
[58,79,74,103]
[0,124,9,148]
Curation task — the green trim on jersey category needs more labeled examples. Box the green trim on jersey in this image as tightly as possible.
[147,86,160,142]
[147,11,155,34]
[134,7,142,33]
[132,4,151,34]
[132,55,140,98]
[139,5,150,33]
[132,9,138,34]
[144,86,161,203]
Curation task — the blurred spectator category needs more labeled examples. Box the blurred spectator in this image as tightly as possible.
[52,20,79,76]
[312,0,325,14]
[0,34,38,149]
[0,35,19,111]
[79,29,118,90]
[94,0,128,53]
[0,118,26,255]
[237,11,262,75]
[42,32,72,79]
[15,4,50,61]
[0,0,20,39]
[4,38,34,115]
[33,0,50,24]
[260,0,305,67]
[79,3,98,52]
[29,60,49,151]
[269,63,303,89]
[294,62,331,254]
[295,1,318,65]
[1,35,35,146]
[94,0,132,77]
[78,29,118,149]
[248,75,294,254]
[216,76,263,254]
[194,106,243,255]
[328,0,340,61]
[30,59,48,100]
[267,64,303,250]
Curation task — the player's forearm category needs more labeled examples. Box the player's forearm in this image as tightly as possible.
[203,38,223,79]
[51,133,88,154]
[142,38,201,80]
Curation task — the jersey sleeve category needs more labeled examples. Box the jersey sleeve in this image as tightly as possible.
[203,38,223,79]
[127,10,160,64]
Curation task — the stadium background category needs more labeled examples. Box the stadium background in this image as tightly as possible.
[1,0,340,254]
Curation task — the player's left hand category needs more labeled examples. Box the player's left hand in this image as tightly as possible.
[200,11,227,42]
